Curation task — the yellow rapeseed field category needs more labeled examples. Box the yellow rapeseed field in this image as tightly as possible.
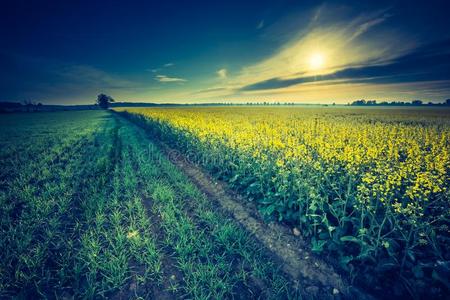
[116,106,450,291]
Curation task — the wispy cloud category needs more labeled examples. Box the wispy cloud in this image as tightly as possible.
[190,86,230,97]
[0,52,151,103]
[155,74,187,83]
[226,7,416,92]
[238,35,450,93]
[217,68,227,79]
[256,20,264,30]
[55,64,138,89]
[147,62,175,73]
[348,14,391,42]
[179,6,441,102]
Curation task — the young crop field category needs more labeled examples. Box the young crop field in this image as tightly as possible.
[0,111,300,299]
[116,106,450,298]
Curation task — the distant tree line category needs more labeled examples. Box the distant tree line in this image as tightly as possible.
[0,100,43,113]
[2,96,450,114]
[182,102,329,106]
[0,101,98,113]
[111,101,328,107]
[349,99,450,106]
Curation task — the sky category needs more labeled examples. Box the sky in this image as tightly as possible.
[1,0,450,104]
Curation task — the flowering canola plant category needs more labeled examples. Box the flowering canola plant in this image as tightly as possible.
[116,106,450,294]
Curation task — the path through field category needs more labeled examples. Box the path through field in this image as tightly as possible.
[0,110,366,299]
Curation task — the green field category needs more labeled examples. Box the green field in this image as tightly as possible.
[0,111,299,299]
[1,108,448,299]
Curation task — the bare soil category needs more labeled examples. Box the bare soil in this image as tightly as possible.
[140,195,186,300]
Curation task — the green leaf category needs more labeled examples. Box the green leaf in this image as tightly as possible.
[260,204,276,216]
[230,174,239,183]
[340,236,360,244]
[311,238,327,253]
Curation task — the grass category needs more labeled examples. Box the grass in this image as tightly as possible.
[0,111,297,299]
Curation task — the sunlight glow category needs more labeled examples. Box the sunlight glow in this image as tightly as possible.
[309,53,325,70]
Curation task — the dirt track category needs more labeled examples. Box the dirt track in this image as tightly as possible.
[156,143,374,300]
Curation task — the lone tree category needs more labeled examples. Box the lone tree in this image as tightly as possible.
[96,94,114,109]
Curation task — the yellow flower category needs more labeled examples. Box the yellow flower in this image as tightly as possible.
[115,106,449,223]
[127,230,139,239]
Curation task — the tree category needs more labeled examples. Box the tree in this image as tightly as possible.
[351,99,366,106]
[445,99,450,106]
[96,94,114,109]
[23,100,36,112]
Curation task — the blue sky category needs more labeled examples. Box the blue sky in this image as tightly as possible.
[1,0,450,104]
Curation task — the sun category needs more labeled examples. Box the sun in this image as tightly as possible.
[308,53,325,70]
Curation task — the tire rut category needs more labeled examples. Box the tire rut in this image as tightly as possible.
[157,143,374,300]
[123,137,186,300]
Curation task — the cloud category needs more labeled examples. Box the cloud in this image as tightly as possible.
[184,5,450,103]
[190,86,229,96]
[217,68,227,79]
[146,62,175,73]
[257,20,264,30]
[230,7,414,91]
[155,74,187,82]
[151,4,449,104]
[54,64,138,89]
[0,51,147,102]
[189,8,400,101]
[240,78,450,102]
[348,14,390,42]
[239,38,450,91]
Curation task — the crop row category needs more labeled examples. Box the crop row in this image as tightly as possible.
[0,111,297,298]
